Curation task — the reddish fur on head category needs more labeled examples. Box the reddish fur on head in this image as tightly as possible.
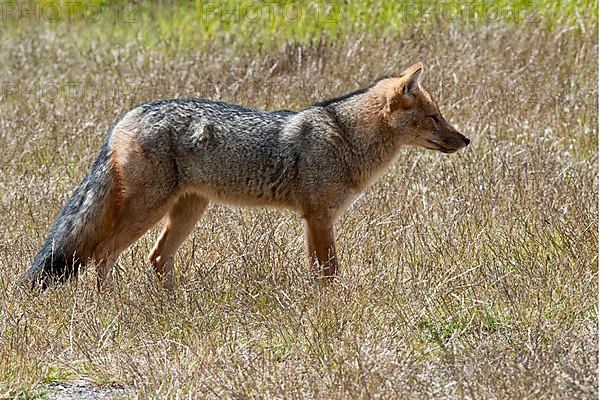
[374,62,470,153]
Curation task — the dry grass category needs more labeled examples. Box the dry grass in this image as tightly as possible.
[0,8,597,399]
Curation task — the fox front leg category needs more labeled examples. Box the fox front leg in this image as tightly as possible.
[303,215,338,282]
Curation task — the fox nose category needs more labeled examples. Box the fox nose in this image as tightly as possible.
[463,137,470,146]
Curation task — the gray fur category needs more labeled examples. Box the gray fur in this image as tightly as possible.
[122,93,397,216]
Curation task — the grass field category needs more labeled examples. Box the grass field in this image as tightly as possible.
[0,1,598,398]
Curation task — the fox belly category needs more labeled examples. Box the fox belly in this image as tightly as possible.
[181,150,300,209]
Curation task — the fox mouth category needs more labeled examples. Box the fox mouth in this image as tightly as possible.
[425,139,458,154]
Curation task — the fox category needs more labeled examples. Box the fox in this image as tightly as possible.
[23,62,469,290]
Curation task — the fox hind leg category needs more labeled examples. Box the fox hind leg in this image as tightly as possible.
[93,197,176,291]
[94,123,185,290]
[149,193,209,289]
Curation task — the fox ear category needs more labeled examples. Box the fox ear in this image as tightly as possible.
[400,62,423,96]
[386,84,405,113]
[384,63,423,113]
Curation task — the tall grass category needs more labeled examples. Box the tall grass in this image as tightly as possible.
[0,1,597,399]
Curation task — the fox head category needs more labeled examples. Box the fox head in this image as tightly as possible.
[376,63,470,153]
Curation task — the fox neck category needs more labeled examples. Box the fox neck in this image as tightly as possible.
[326,93,408,190]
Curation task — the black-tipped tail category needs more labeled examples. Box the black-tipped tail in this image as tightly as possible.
[23,141,114,290]
[23,240,83,290]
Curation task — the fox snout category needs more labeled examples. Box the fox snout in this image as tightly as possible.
[450,129,470,150]
[444,130,470,152]
[426,126,470,154]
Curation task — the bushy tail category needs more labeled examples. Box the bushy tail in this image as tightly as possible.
[23,141,115,289]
